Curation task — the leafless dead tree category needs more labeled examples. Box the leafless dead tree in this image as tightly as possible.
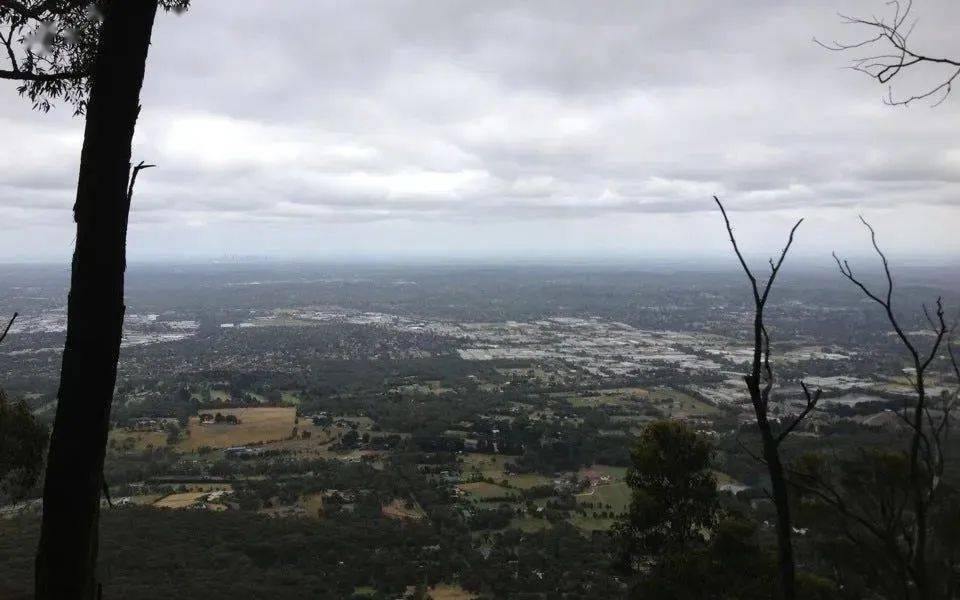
[818,217,953,599]
[816,0,960,107]
[714,196,822,600]
[782,218,956,598]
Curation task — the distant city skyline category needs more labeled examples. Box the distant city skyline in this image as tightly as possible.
[2,0,959,262]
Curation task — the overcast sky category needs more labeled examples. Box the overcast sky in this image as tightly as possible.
[2,0,959,265]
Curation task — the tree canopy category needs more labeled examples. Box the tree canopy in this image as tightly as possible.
[0,0,188,111]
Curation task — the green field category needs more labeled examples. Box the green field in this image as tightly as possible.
[560,387,715,417]
[567,395,637,408]
[461,453,514,478]
[511,515,553,532]
[568,513,618,532]
[504,473,554,489]
[460,454,554,490]
[457,482,519,502]
[575,482,631,514]
[109,429,168,452]
[571,473,631,532]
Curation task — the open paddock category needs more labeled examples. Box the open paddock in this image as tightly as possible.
[461,453,514,479]
[576,481,631,515]
[568,512,618,532]
[381,498,427,521]
[153,489,231,510]
[179,407,297,450]
[511,515,552,533]
[109,430,168,452]
[404,584,477,600]
[456,482,519,502]
[505,473,554,490]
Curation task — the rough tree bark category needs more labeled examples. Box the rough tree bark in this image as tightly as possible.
[34,1,160,598]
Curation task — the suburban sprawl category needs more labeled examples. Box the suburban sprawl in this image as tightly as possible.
[2,263,958,598]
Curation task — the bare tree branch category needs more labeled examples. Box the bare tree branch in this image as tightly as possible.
[0,311,17,345]
[0,67,88,81]
[816,0,960,106]
[833,215,953,598]
[127,159,154,202]
[777,382,822,444]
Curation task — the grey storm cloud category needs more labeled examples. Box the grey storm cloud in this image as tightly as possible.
[2,0,960,261]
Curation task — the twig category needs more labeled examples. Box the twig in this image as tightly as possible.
[127,160,155,202]
[0,311,17,345]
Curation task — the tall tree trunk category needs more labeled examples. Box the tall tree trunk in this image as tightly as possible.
[762,427,796,600]
[35,1,159,598]
[910,373,929,600]
[748,310,797,600]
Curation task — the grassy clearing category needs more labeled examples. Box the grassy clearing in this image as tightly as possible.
[126,494,164,506]
[666,396,722,418]
[567,395,636,408]
[109,430,167,452]
[563,386,706,412]
[568,513,618,532]
[511,516,553,533]
[574,465,631,528]
[461,453,513,478]
[576,481,632,514]
[404,584,478,600]
[713,470,738,485]
[301,492,325,519]
[382,498,427,521]
[460,453,553,490]
[179,407,297,450]
[210,389,231,402]
[504,473,553,489]
[279,390,301,405]
[642,387,723,417]
[457,482,518,502]
[426,584,478,600]
[464,452,577,487]
[153,492,211,509]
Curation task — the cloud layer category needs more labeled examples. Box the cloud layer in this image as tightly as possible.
[2,0,959,262]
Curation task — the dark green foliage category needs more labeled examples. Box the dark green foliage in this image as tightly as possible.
[632,515,776,600]
[793,449,960,598]
[614,420,787,598]
[615,420,718,564]
[2,507,465,599]
[0,506,625,599]
[0,389,48,500]
[0,0,190,112]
